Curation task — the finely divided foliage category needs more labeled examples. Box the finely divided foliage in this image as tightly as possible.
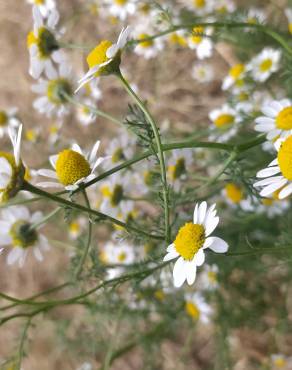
[1,0,292,368]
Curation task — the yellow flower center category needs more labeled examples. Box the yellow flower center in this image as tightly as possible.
[154,290,165,301]
[191,26,204,44]
[9,220,38,249]
[214,113,234,128]
[49,125,58,134]
[289,23,292,34]
[262,198,274,206]
[47,78,72,105]
[0,152,24,203]
[259,58,272,72]
[101,184,123,206]
[69,221,80,234]
[34,0,45,4]
[143,170,156,186]
[112,147,124,163]
[118,251,127,262]
[27,27,59,58]
[168,158,186,180]
[194,0,205,8]
[277,136,292,181]
[169,33,187,47]
[115,0,127,4]
[207,271,217,283]
[174,223,205,261]
[138,34,153,48]
[0,111,8,126]
[55,149,91,186]
[273,358,286,368]
[275,106,292,130]
[238,92,248,101]
[25,129,37,142]
[185,301,200,319]
[87,40,113,70]
[225,183,243,203]
[229,63,245,79]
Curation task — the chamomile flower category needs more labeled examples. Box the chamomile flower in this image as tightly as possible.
[191,63,214,83]
[214,0,235,14]
[27,6,64,79]
[184,292,213,323]
[0,206,50,267]
[32,63,73,117]
[105,0,137,21]
[247,48,281,82]
[103,131,136,168]
[244,8,266,25]
[76,99,97,126]
[183,0,215,16]
[0,125,25,203]
[187,26,213,60]
[68,217,86,239]
[222,182,244,207]
[271,354,289,369]
[98,172,132,217]
[255,99,292,140]
[37,140,107,191]
[254,135,292,199]
[285,9,292,34]
[134,32,164,59]
[222,63,246,91]
[209,104,239,142]
[199,264,219,290]
[168,30,188,48]
[163,202,229,288]
[76,26,132,92]
[0,107,20,138]
[26,0,56,16]
[100,239,135,274]
[260,194,289,218]
[167,149,193,191]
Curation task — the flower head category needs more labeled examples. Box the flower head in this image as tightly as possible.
[163,202,229,287]
[0,206,50,267]
[254,135,292,199]
[255,99,292,141]
[247,48,281,82]
[76,27,131,92]
[37,140,107,191]
[185,292,213,323]
[0,125,25,203]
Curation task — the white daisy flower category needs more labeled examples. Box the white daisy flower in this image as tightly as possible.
[191,63,214,83]
[222,182,245,207]
[134,32,164,59]
[0,107,20,138]
[182,0,215,16]
[254,135,292,199]
[254,99,292,141]
[163,202,229,288]
[32,62,73,117]
[100,239,135,266]
[214,0,236,14]
[209,104,239,142]
[0,206,50,267]
[105,0,137,21]
[37,140,108,191]
[199,264,219,290]
[68,217,86,239]
[222,63,246,91]
[244,8,266,25]
[0,125,24,203]
[76,98,97,126]
[271,354,289,369]
[76,363,92,370]
[187,26,213,60]
[103,130,136,168]
[167,149,193,192]
[98,172,133,217]
[76,26,132,92]
[247,48,281,82]
[27,6,65,79]
[26,0,56,17]
[185,292,213,323]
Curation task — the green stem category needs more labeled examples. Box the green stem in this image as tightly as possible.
[22,181,163,241]
[74,190,92,278]
[117,70,171,243]
[16,317,32,370]
[62,91,122,126]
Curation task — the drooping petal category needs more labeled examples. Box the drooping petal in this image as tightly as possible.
[194,249,205,266]
[207,237,229,253]
[173,257,187,288]
[186,263,197,285]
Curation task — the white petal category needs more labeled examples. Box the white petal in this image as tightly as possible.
[257,166,281,178]
[89,140,100,163]
[198,201,207,224]
[163,251,179,261]
[267,129,281,141]
[33,247,43,261]
[268,158,278,167]
[278,183,292,199]
[49,155,58,169]
[207,237,229,253]
[0,157,12,176]
[255,116,275,125]
[37,169,57,179]
[205,216,219,237]
[259,179,288,197]
[193,203,199,224]
[254,176,284,187]
[7,248,23,265]
[194,249,205,266]
[262,106,278,118]
[167,243,175,253]
[36,181,63,188]
[186,263,197,285]
[173,257,187,288]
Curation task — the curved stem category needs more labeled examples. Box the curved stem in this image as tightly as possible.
[117,70,171,243]
[22,181,163,241]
